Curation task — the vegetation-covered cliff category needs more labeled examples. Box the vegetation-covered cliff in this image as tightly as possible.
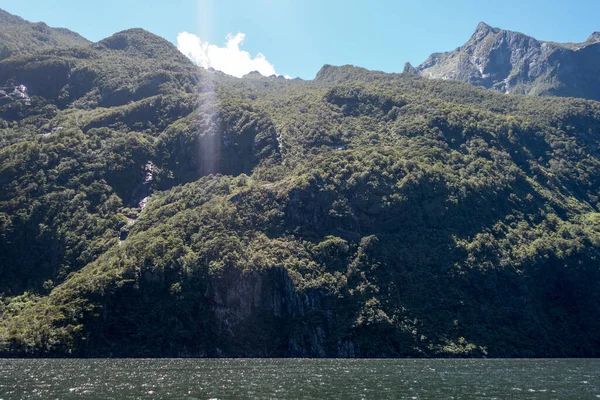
[0,10,599,357]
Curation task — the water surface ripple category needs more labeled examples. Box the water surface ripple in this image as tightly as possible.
[1,358,598,399]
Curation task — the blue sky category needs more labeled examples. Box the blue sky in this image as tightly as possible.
[2,0,599,79]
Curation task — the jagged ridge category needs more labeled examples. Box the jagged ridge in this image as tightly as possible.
[414,22,600,101]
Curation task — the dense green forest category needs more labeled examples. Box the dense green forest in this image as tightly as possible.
[0,10,599,357]
[0,9,89,61]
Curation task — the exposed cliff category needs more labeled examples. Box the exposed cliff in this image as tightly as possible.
[416,22,600,101]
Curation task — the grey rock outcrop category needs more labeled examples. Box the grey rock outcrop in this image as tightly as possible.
[0,84,31,105]
[208,266,355,357]
[403,62,418,75]
[414,22,600,101]
[588,32,600,43]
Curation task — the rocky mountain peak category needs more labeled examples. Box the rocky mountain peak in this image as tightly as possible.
[403,62,418,75]
[588,32,600,43]
[470,22,501,41]
[473,22,498,35]
[415,23,600,101]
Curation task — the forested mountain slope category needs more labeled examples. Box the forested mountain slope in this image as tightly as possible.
[0,10,599,357]
[0,9,89,61]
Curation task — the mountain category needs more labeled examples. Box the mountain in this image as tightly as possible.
[0,27,197,110]
[412,22,600,101]
[1,12,600,358]
[0,9,90,61]
[0,9,26,24]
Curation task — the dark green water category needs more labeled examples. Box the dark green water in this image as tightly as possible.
[0,358,598,399]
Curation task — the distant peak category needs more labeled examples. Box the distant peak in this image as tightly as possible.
[403,62,418,75]
[588,32,600,43]
[99,28,157,50]
[0,8,26,24]
[472,22,500,38]
[98,28,191,63]
[242,71,265,79]
[314,64,336,80]
[314,64,369,83]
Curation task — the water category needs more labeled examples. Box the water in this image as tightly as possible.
[0,358,598,399]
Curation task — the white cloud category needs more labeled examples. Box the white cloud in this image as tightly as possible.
[177,32,289,79]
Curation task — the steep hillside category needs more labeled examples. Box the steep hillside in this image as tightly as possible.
[0,28,198,111]
[0,16,600,358]
[0,9,89,61]
[411,22,600,101]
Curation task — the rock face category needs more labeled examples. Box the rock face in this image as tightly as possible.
[86,264,357,358]
[0,85,30,106]
[403,62,418,75]
[415,22,600,101]
[208,267,349,357]
[588,32,600,43]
